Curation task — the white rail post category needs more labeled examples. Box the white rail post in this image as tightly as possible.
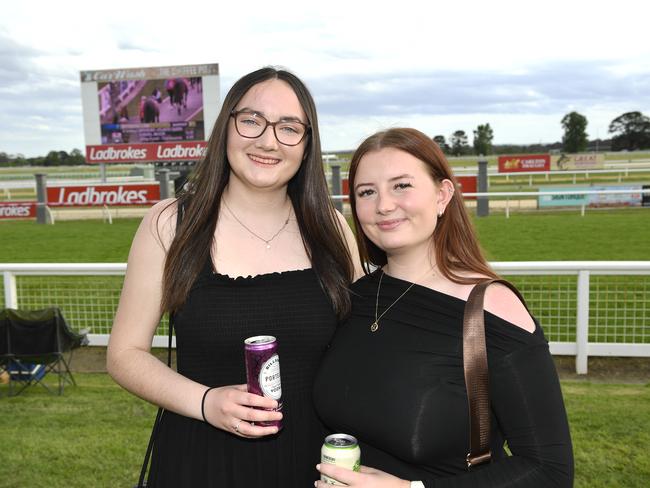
[3,271,18,308]
[575,270,590,374]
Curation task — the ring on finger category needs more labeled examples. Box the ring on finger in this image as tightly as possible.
[233,419,243,434]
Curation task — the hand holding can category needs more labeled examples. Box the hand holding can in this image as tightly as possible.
[320,434,361,485]
[244,335,283,429]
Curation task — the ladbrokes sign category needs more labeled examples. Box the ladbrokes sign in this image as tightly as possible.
[0,202,37,220]
[47,184,160,207]
[86,141,207,163]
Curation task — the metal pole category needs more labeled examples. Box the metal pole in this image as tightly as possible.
[476,159,489,217]
[35,173,48,224]
[100,163,107,183]
[331,164,343,212]
[156,169,171,200]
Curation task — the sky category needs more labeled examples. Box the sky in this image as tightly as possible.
[1,0,649,157]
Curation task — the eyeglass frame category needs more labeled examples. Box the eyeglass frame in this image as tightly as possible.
[230,109,311,146]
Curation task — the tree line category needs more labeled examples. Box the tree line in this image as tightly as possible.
[0,149,86,167]
[2,111,650,165]
[433,111,650,156]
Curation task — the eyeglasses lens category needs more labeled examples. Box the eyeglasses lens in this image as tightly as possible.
[234,112,306,146]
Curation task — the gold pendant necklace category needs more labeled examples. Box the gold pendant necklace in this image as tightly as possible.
[372,266,436,332]
[223,198,291,250]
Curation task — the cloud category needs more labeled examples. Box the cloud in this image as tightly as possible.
[309,60,650,119]
[0,31,43,84]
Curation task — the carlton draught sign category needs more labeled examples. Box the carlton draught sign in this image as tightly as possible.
[47,184,160,207]
[498,154,550,173]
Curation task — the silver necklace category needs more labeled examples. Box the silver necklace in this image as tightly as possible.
[222,198,291,249]
[371,266,436,332]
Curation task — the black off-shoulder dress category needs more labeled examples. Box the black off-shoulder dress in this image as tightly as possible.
[147,264,336,487]
[314,271,574,487]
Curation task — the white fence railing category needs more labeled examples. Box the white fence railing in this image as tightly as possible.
[2,262,649,374]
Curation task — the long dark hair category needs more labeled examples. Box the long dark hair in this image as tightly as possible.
[349,128,498,284]
[160,67,354,318]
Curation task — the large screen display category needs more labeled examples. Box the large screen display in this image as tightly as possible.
[98,77,205,144]
[81,63,219,164]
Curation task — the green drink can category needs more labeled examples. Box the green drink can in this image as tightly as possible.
[320,433,361,485]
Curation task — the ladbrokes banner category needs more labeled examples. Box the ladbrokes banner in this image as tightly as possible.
[498,154,550,173]
[0,202,37,219]
[47,184,160,206]
[86,141,207,163]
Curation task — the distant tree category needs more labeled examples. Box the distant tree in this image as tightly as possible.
[608,111,650,151]
[44,150,60,166]
[561,112,589,153]
[70,148,86,165]
[14,153,27,166]
[432,135,449,154]
[450,130,469,156]
[473,123,494,155]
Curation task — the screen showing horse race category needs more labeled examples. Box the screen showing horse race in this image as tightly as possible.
[98,77,204,144]
[80,63,219,164]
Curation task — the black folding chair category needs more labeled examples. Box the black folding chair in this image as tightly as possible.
[0,307,88,396]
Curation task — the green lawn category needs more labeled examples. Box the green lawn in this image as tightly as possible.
[562,381,650,487]
[0,219,140,262]
[473,209,650,261]
[0,374,156,488]
[1,208,648,263]
[0,374,647,488]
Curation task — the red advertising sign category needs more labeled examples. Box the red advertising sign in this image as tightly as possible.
[455,176,477,200]
[47,184,160,207]
[0,202,37,219]
[498,154,550,173]
[85,141,207,164]
[342,178,350,203]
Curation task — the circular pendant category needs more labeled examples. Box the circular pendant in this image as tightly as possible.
[370,322,379,332]
[266,244,271,249]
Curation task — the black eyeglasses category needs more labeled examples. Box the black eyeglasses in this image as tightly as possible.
[230,110,310,146]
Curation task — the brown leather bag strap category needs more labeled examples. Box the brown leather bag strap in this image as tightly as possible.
[463,278,529,469]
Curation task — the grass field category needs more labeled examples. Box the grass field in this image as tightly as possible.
[0,374,648,487]
[1,208,648,262]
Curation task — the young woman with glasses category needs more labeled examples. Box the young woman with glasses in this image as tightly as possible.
[107,67,361,487]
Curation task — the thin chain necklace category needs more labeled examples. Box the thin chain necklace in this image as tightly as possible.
[222,198,292,249]
[371,266,436,332]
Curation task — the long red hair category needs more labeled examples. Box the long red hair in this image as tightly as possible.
[349,128,498,283]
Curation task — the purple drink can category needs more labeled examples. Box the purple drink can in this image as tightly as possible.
[244,335,283,428]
